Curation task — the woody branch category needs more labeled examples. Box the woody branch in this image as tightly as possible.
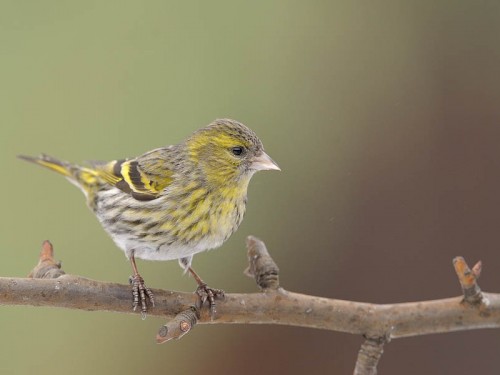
[0,237,498,374]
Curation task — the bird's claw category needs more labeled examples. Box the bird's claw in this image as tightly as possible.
[129,274,155,318]
[195,283,225,318]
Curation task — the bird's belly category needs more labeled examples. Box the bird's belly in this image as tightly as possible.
[95,186,245,261]
[110,230,226,261]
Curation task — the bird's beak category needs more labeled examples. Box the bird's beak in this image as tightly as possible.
[250,151,281,171]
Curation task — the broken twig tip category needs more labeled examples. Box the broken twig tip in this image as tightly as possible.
[40,240,55,262]
[156,308,198,344]
[472,261,482,279]
[28,240,65,279]
[453,256,483,305]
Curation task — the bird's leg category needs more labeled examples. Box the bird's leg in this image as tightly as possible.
[129,255,155,318]
[187,266,225,317]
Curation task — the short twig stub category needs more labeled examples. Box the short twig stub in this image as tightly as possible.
[28,241,65,279]
[453,257,484,305]
[244,236,280,290]
[156,307,198,344]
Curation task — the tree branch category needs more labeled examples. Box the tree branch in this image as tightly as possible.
[354,335,388,375]
[1,237,499,374]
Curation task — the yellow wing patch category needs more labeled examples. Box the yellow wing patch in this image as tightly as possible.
[95,159,173,201]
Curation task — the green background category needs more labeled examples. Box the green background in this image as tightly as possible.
[2,1,500,374]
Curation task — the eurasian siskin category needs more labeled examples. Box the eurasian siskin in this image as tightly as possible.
[19,119,279,315]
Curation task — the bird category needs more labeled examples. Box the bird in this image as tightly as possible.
[19,118,280,316]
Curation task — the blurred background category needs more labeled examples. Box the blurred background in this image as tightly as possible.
[1,1,500,374]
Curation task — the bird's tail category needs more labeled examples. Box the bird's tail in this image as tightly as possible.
[18,154,100,194]
[18,154,75,177]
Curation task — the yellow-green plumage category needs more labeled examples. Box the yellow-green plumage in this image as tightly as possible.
[19,119,279,272]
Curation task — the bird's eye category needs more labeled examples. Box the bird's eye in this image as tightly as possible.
[231,146,244,156]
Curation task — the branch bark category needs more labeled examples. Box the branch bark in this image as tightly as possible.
[1,237,498,374]
[354,336,387,375]
[3,274,500,335]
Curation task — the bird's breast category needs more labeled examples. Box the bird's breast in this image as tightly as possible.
[95,184,248,261]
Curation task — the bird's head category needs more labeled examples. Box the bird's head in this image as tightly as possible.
[186,119,280,187]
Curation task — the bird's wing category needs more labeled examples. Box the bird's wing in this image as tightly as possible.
[93,147,175,201]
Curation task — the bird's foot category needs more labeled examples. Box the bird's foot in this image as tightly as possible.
[195,283,225,318]
[129,274,155,319]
